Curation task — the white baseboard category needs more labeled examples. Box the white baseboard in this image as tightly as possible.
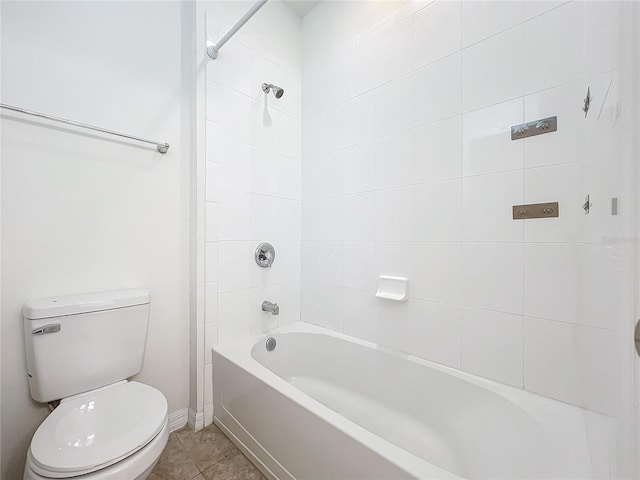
[188,408,204,432]
[168,408,188,432]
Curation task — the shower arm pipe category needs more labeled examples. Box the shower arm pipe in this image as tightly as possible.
[207,0,268,60]
[0,103,170,153]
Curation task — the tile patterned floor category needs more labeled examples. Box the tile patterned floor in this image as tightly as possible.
[150,424,266,480]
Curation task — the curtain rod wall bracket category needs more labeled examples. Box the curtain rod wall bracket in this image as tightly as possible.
[206,0,267,60]
[206,45,219,60]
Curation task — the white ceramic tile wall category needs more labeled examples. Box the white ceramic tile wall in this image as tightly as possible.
[202,8,302,423]
[301,0,624,416]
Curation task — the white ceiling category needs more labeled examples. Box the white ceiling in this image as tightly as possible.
[282,0,320,18]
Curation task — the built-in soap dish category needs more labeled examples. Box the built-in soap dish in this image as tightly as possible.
[375,276,409,302]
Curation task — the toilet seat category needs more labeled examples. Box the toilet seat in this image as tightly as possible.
[28,381,167,478]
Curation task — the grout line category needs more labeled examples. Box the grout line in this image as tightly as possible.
[326,283,617,332]
[459,15,464,372]
[520,36,526,389]
[523,0,572,23]
[300,239,611,247]
[306,0,570,80]
[407,8,416,358]
[307,52,520,121]
[303,66,618,160]
[304,150,616,199]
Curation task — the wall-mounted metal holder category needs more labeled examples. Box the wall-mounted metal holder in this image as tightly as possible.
[582,87,592,118]
[582,195,592,215]
[0,103,170,153]
[511,116,557,140]
[512,202,559,220]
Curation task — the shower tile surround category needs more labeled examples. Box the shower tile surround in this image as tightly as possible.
[199,0,625,449]
[203,4,302,425]
[300,0,624,419]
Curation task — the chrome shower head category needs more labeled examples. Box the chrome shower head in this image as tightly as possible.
[262,83,284,99]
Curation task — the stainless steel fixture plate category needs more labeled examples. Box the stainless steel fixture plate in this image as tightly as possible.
[511,116,557,140]
[512,202,559,219]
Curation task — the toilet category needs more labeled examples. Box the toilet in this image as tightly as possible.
[22,289,169,480]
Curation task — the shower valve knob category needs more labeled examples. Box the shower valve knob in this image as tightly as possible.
[255,242,276,268]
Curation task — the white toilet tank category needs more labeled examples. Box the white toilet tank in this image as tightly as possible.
[23,288,150,403]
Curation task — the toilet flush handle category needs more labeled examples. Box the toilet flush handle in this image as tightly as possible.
[32,324,61,335]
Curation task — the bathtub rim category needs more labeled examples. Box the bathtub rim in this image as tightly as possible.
[216,321,595,418]
[213,323,460,479]
[213,322,597,479]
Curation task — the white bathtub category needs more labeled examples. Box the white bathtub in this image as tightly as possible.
[212,322,595,480]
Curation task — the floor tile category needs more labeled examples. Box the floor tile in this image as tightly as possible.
[151,435,201,480]
[152,424,264,480]
[174,424,237,472]
[200,450,266,480]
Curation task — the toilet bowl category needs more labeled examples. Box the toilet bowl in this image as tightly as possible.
[22,289,169,480]
[24,381,168,480]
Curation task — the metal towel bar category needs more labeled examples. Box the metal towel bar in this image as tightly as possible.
[0,103,170,154]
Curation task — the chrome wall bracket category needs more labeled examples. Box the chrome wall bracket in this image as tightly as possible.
[206,0,268,60]
[512,202,559,219]
[582,87,592,118]
[511,116,557,140]
[582,195,592,215]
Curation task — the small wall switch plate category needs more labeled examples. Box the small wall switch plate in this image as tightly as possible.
[512,202,559,219]
[375,276,409,302]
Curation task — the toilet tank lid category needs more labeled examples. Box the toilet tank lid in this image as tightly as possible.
[23,288,150,320]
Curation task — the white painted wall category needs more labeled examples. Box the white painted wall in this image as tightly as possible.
[301,0,628,419]
[198,0,302,426]
[0,2,192,477]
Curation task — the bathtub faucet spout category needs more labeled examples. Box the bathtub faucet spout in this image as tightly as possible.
[262,301,279,315]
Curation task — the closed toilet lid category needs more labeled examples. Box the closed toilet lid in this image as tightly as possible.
[30,381,168,478]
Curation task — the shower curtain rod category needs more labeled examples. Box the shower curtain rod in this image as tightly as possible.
[207,0,268,59]
[0,103,170,153]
